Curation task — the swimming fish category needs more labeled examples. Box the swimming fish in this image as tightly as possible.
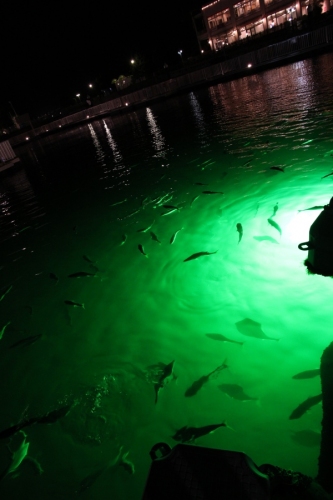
[49,273,59,283]
[0,418,38,440]
[0,320,11,340]
[150,231,161,243]
[202,191,224,195]
[270,166,285,172]
[184,359,228,397]
[267,218,282,236]
[137,220,155,233]
[0,430,30,481]
[290,430,321,447]
[289,394,322,420]
[120,234,127,246]
[194,182,208,186]
[170,228,182,245]
[161,208,179,216]
[9,334,42,349]
[236,223,243,243]
[68,272,96,278]
[138,244,148,257]
[253,236,279,244]
[110,199,127,206]
[183,251,218,262]
[292,369,320,379]
[64,300,85,308]
[218,383,258,401]
[0,284,12,302]
[172,421,227,443]
[190,195,200,207]
[235,318,279,340]
[154,360,175,404]
[272,203,279,217]
[298,206,324,212]
[77,445,134,494]
[205,333,243,345]
[321,172,333,179]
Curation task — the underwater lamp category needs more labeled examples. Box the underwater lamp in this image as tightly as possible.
[298,197,333,277]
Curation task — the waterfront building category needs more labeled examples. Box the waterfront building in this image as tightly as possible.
[193,0,332,51]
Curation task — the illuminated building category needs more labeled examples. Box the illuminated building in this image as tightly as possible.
[193,0,332,51]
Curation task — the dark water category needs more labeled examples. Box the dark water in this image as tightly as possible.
[1,52,333,499]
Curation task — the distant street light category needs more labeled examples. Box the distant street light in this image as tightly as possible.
[178,50,183,63]
[88,84,93,88]
[130,59,135,64]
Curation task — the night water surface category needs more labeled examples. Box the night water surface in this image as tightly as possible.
[1,52,333,499]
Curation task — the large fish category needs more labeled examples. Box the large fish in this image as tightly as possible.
[218,383,258,401]
[185,359,228,397]
[289,394,322,420]
[267,218,282,236]
[235,318,279,340]
[138,244,148,257]
[153,360,175,404]
[321,172,333,179]
[271,203,279,217]
[150,231,161,243]
[0,430,30,481]
[183,251,217,262]
[292,369,320,379]
[0,417,38,440]
[35,404,72,424]
[172,421,227,443]
[205,333,243,345]
[270,166,285,172]
[298,206,324,212]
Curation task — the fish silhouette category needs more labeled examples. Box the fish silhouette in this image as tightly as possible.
[289,394,322,420]
[183,251,217,262]
[292,369,320,379]
[253,236,279,244]
[185,359,228,397]
[235,318,279,340]
[9,334,42,349]
[236,223,243,243]
[290,430,321,447]
[267,218,282,236]
[205,333,243,345]
[153,361,175,404]
[218,383,258,401]
[172,421,227,443]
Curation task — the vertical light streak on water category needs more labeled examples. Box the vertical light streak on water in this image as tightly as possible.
[188,91,210,151]
[103,120,130,188]
[88,123,106,169]
[145,107,167,159]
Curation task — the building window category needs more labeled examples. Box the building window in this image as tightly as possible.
[208,9,231,29]
[234,0,260,18]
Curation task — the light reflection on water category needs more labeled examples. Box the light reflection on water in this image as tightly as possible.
[1,53,333,499]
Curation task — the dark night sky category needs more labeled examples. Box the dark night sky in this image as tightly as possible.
[0,0,204,120]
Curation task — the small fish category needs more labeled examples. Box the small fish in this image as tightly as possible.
[183,251,217,262]
[190,195,200,207]
[236,223,243,243]
[289,394,322,420]
[292,369,320,379]
[110,199,127,206]
[49,273,59,283]
[137,220,155,233]
[0,430,30,480]
[0,284,12,302]
[185,359,228,397]
[161,208,178,216]
[172,421,227,443]
[138,244,148,257]
[267,218,282,236]
[68,272,96,278]
[64,300,85,308]
[194,182,208,186]
[124,208,140,218]
[9,334,42,349]
[0,320,11,340]
[270,166,285,172]
[218,383,258,401]
[253,235,279,244]
[290,430,321,447]
[235,318,279,340]
[170,228,182,245]
[202,191,224,195]
[298,206,324,212]
[150,231,161,243]
[154,360,175,404]
[120,234,127,246]
[36,404,72,424]
[205,333,243,345]
[321,172,333,179]
[272,203,279,217]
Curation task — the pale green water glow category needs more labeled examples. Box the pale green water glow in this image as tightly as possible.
[1,53,333,498]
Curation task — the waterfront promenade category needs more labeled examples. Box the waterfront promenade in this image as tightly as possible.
[7,21,333,148]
